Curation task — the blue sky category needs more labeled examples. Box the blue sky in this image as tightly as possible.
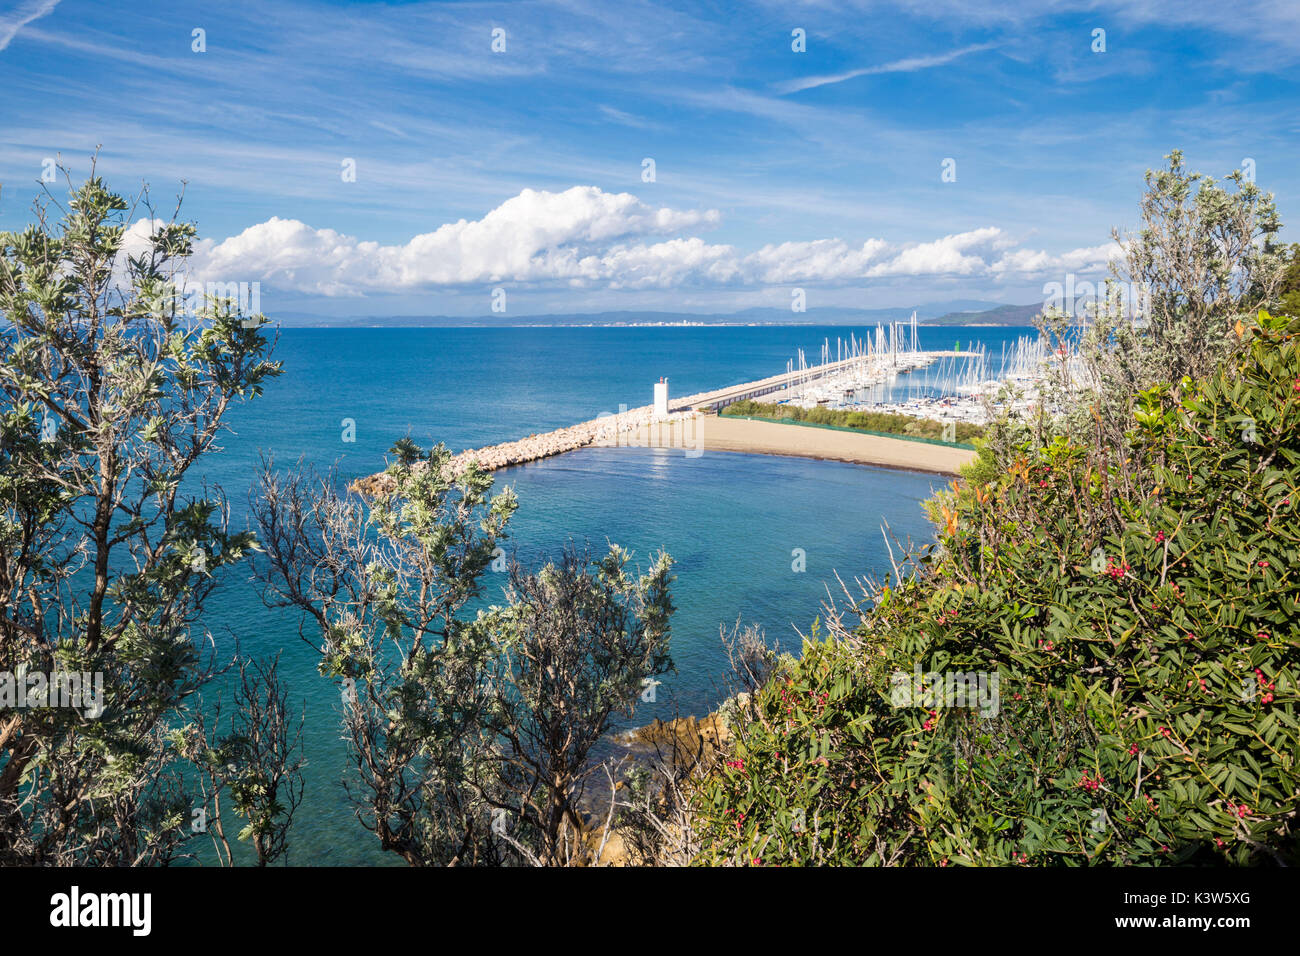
[1,0,1297,316]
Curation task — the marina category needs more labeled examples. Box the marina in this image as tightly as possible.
[352,318,1079,493]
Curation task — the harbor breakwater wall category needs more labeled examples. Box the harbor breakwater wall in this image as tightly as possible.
[351,402,702,496]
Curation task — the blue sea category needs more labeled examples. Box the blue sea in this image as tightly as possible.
[196,323,1036,863]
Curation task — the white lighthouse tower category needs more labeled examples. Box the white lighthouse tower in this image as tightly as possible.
[653,377,669,418]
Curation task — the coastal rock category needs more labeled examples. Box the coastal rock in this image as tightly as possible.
[616,710,732,764]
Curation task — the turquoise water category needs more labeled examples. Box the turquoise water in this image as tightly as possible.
[196,324,1032,863]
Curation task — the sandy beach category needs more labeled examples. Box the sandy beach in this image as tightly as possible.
[602,414,977,476]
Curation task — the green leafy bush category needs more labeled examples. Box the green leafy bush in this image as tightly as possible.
[693,312,1299,866]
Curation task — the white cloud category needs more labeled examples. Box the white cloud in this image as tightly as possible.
[744,238,891,283]
[0,0,59,52]
[598,238,742,290]
[149,185,1121,297]
[866,227,1009,277]
[775,43,998,94]
[187,186,720,294]
[990,240,1122,276]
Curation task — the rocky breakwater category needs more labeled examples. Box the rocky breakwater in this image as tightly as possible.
[351,404,698,496]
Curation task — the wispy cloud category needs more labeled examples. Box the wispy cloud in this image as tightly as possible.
[0,0,59,52]
[1,0,1295,311]
[774,43,998,94]
[597,105,663,131]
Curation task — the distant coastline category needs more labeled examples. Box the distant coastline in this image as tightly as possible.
[269,301,1044,329]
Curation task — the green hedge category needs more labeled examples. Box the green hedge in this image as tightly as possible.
[721,399,985,444]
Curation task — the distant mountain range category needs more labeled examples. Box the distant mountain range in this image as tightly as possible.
[269,300,1044,328]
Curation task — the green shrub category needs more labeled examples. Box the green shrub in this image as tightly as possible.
[693,312,1299,866]
[721,399,984,444]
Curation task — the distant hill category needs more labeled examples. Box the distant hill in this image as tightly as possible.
[922,303,1044,326]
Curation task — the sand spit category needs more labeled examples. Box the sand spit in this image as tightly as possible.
[607,415,976,476]
[353,411,973,497]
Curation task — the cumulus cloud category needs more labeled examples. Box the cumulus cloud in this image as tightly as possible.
[989,241,1123,276]
[146,184,1120,296]
[744,238,891,283]
[187,186,721,294]
[866,227,1010,277]
[597,238,742,290]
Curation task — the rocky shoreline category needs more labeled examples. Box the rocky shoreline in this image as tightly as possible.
[611,711,732,762]
[579,708,736,866]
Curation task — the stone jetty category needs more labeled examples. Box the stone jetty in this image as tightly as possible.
[351,402,698,496]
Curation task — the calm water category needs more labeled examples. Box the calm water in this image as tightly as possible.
[193,324,1033,864]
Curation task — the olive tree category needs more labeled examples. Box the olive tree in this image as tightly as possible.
[0,169,281,863]
[480,544,674,866]
[1099,150,1285,404]
[253,441,517,865]
[252,441,674,866]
